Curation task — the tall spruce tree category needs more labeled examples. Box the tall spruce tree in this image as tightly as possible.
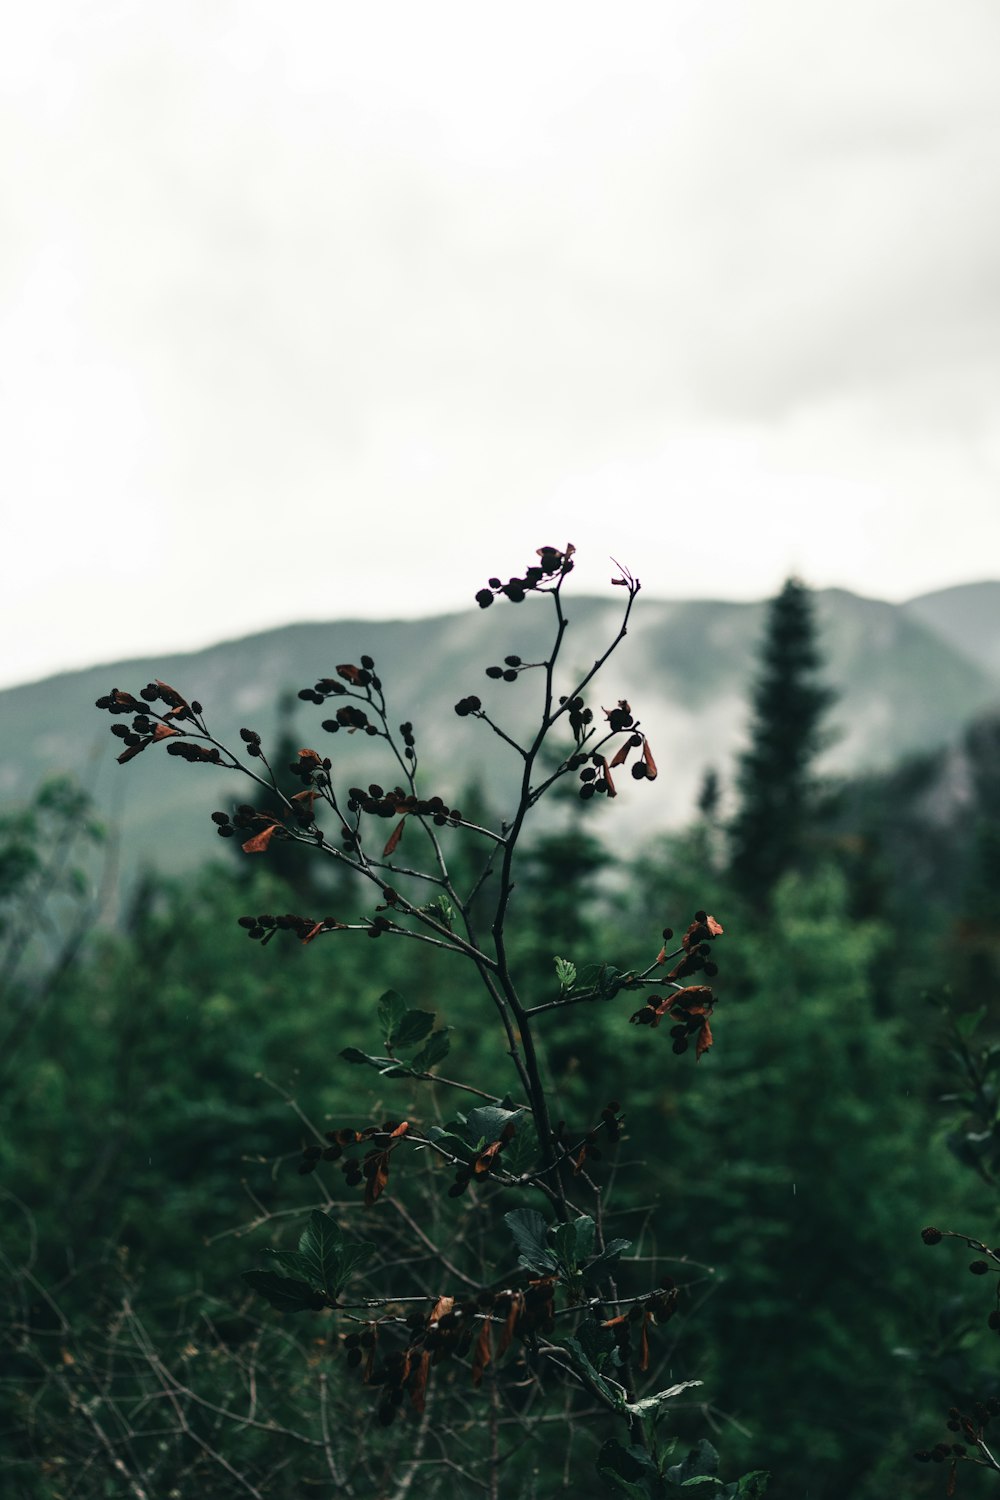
[728,577,835,907]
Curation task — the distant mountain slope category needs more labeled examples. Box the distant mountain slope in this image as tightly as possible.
[2,586,996,889]
[904,581,1000,681]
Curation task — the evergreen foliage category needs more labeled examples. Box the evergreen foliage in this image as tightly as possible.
[728,579,835,909]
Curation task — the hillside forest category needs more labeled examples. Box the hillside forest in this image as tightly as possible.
[2,547,1000,1499]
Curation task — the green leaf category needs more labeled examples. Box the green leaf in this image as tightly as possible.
[555,955,577,991]
[666,1441,719,1486]
[260,1248,312,1281]
[334,1241,375,1287]
[596,1437,657,1485]
[503,1122,540,1175]
[602,1477,651,1499]
[241,1271,325,1312]
[585,1237,633,1278]
[340,1046,388,1069]
[377,989,408,1042]
[297,1210,374,1299]
[298,1211,344,1296]
[956,1006,987,1039]
[573,1215,596,1262]
[551,1219,581,1272]
[393,1009,436,1049]
[467,1104,522,1144]
[504,1207,556,1273]
[626,1380,703,1418]
[725,1472,770,1497]
[409,1028,451,1072]
[562,1336,624,1406]
[575,1319,617,1372]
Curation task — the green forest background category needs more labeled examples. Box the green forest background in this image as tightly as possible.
[3,578,1000,1499]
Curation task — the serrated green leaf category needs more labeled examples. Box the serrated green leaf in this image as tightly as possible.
[956,1006,987,1039]
[377,989,408,1042]
[410,1028,451,1072]
[298,1211,344,1296]
[573,1215,596,1262]
[393,1009,436,1049]
[626,1380,703,1418]
[260,1248,312,1281]
[554,955,577,991]
[551,1219,581,1271]
[297,1210,374,1298]
[504,1207,556,1272]
[335,1241,375,1287]
[503,1122,540,1175]
[242,1271,324,1312]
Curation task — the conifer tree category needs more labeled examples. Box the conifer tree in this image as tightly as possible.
[728,578,834,908]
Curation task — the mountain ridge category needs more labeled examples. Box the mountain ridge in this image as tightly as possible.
[4,582,997,888]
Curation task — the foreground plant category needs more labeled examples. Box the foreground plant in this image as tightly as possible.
[94,545,766,1497]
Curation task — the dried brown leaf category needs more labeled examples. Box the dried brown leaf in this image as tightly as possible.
[382,818,406,857]
[242,823,281,854]
[471,1318,492,1387]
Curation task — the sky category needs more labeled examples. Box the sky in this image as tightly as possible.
[2,1,999,689]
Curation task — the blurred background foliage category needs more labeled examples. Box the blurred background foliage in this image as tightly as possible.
[2,581,1000,1498]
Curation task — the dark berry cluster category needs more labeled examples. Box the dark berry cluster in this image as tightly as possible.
[448,1118,518,1197]
[346,785,463,827]
[561,695,593,740]
[553,1101,623,1174]
[286,748,329,786]
[237,911,344,946]
[485,655,527,682]
[95,683,211,765]
[659,912,723,982]
[474,544,575,608]
[602,1281,679,1371]
[301,1120,410,1206]
[399,721,416,760]
[239,727,263,759]
[214,804,270,839]
[629,914,724,1060]
[341,1279,556,1426]
[166,742,223,765]
[323,705,378,735]
[915,1398,1000,1467]
[453,695,481,717]
[298,657,381,705]
[578,753,616,801]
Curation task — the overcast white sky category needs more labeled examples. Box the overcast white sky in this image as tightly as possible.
[3,1,999,689]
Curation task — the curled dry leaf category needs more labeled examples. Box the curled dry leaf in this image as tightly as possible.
[471,1318,492,1387]
[382,817,406,857]
[242,823,282,854]
[117,740,150,765]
